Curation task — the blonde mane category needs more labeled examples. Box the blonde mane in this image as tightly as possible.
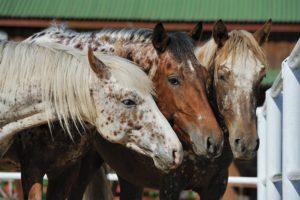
[0,41,153,134]
[197,30,268,70]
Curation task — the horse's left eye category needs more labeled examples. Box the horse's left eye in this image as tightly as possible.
[218,68,230,81]
[168,77,181,86]
[121,99,136,107]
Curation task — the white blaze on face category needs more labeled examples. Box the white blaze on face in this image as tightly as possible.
[187,59,195,72]
[197,115,204,121]
[219,50,264,119]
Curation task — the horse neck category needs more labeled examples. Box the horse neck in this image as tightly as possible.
[114,42,158,74]
[37,30,158,74]
[0,90,43,126]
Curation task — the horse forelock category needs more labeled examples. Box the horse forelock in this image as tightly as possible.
[222,30,267,68]
[165,32,202,75]
[168,32,197,61]
[199,30,267,73]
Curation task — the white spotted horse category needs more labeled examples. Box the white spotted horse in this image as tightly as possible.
[0,41,183,199]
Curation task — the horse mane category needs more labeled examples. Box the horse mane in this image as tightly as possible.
[27,25,196,61]
[27,25,153,44]
[197,30,268,70]
[0,41,153,135]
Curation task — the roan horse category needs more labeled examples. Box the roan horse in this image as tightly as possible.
[196,19,271,159]
[81,20,271,200]
[2,23,223,199]
[0,41,185,198]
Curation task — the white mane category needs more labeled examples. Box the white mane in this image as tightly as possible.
[0,41,153,134]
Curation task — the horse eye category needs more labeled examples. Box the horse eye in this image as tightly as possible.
[218,65,230,81]
[121,99,136,107]
[218,74,225,80]
[218,69,229,81]
[168,77,180,86]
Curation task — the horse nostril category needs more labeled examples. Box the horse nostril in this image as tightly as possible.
[206,137,214,153]
[235,139,241,145]
[172,149,176,159]
[254,139,260,151]
[235,138,246,152]
[241,146,246,153]
[172,149,181,165]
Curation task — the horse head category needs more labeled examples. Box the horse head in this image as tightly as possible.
[87,49,183,171]
[151,23,223,158]
[201,20,271,159]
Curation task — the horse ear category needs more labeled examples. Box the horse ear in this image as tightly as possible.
[189,22,203,41]
[212,20,229,47]
[253,19,272,45]
[152,22,169,53]
[88,48,108,78]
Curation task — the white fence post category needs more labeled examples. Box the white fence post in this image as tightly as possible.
[257,38,300,200]
[257,106,267,200]
[266,89,282,200]
[282,58,300,200]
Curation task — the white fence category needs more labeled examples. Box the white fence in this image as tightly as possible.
[257,38,300,200]
[0,172,257,199]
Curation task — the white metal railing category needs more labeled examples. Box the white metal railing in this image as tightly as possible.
[0,172,257,186]
[0,172,258,199]
[257,38,300,200]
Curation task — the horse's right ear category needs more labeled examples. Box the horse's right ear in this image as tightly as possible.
[189,22,203,42]
[253,19,272,45]
[212,20,229,47]
[88,48,108,78]
[152,22,169,53]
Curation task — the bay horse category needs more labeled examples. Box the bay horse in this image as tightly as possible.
[2,22,224,200]
[82,20,271,200]
[0,41,184,171]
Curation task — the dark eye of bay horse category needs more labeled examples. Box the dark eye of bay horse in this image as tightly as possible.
[151,23,223,157]
[197,19,271,159]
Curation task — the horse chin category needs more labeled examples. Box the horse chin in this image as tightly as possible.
[153,158,172,172]
[190,143,206,157]
[125,142,172,172]
[126,142,148,157]
[0,134,15,159]
[232,150,257,160]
